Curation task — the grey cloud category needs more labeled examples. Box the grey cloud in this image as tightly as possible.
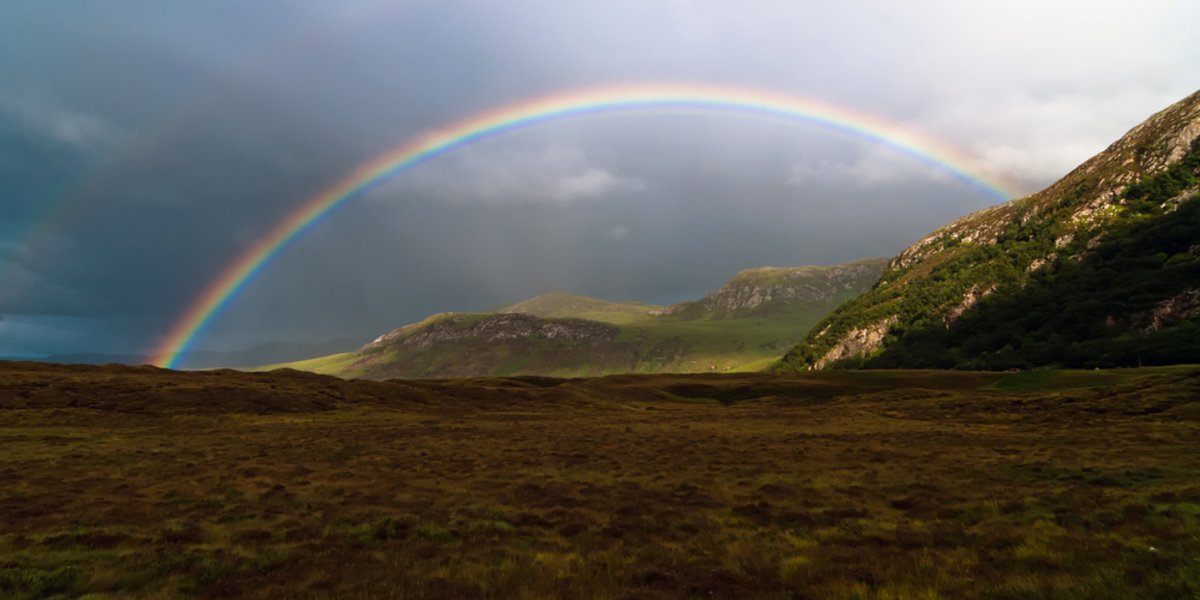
[785,151,955,190]
[383,141,646,206]
[605,226,630,241]
[1,1,1197,357]
[0,94,119,148]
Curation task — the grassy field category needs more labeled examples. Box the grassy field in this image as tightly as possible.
[253,352,363,378]
[2,361,1199,598]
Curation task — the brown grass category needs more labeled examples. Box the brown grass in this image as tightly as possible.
[1,361,1199,598]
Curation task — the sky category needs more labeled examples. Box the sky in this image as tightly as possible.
[1,0,1198,361]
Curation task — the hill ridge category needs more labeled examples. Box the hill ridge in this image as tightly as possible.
[779,89,1200,370]
[268,258,886,379]
[662,259,887,321]
[494,292,661,325]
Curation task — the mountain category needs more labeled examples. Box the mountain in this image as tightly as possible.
[265,259,886,379]
[495,292,662,324]
[779,89,1200,371]
[661,260,887,320]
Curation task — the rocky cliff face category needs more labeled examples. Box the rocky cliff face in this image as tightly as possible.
[662,259,887,320]
[811,316,897,370]
[1128,289,1200,334]
[361,313,618,352]
[780,89,1200,371]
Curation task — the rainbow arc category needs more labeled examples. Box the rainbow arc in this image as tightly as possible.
[152,83,1016,368]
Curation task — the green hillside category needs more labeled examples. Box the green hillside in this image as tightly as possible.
[660,259,887,321]
[496,292,661,325]
[779,89,1200,371]
[264,259,886,379]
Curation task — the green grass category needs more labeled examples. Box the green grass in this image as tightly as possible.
[988,365,1200,392]
[249,351,361,376]
[727,355,780,372]
[990,368,1136,391]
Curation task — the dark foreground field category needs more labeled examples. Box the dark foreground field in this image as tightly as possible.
[2,362,1199,599]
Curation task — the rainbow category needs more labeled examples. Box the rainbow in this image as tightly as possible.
[151,82,1016,368]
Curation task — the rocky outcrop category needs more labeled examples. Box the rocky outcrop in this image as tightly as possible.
[943,284,997,326]
[891,204,1016,270]
[1129,289,1200,334]
[663,260,886,320]
[781,88,1200,371]
[811,316,897,370]
[361,313,618,353]
[892,90,1200,271]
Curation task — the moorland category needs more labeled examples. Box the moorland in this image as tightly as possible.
[3,361,1199,599]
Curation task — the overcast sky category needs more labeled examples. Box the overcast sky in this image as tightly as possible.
[1,0,1198,359]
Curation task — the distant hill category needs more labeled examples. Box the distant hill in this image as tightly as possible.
[661,260,888,320]
[10,352,150,366]
[6,338,362,369]
[496,292,662,324]
[779,89,1200,371]
[264,259,887,379]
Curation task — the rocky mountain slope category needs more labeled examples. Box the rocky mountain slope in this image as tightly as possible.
[266,259,886,379]
[661,260,885,320]
[779,89,1200,370]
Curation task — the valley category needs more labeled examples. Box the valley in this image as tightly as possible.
[265,260,886,379]
[5,5,1199,600]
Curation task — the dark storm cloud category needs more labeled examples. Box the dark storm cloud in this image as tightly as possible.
[1,0,1198,356]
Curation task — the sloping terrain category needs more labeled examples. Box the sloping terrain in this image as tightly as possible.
[496,292,662,325]
[271,259,886,379]
[780,89,1200,371]
[3,361,1200,598]
[659,259,887,321]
